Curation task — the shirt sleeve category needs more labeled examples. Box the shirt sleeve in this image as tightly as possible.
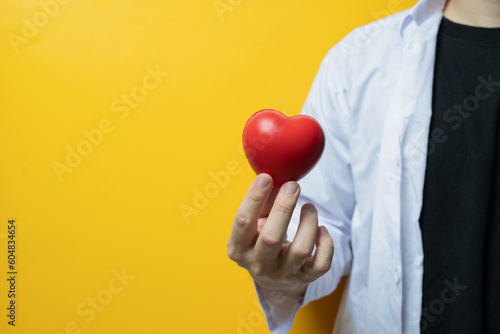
[252,36,357,334]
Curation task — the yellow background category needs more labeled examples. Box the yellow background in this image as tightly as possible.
[0,0,416,333]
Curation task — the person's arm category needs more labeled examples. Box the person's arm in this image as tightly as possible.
[250,38,356,333]
[227,170,334,333]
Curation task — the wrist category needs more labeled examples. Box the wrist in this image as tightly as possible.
[253,276,308,299]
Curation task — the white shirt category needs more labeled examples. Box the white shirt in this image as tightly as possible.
[252,0,447,333]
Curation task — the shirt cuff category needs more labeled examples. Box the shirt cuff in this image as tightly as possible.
[252,278,309,334]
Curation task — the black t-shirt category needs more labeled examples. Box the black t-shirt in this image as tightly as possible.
[419,17,500,333]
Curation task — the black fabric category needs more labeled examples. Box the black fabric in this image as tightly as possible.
[419,17,500,333]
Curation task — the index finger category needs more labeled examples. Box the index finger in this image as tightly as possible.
[228,173,273,251]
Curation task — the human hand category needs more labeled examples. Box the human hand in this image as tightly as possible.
[227,173,334,298]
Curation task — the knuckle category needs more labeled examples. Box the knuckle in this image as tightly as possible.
[227,244,241,262]
[291,244,313,259]
[296,270,313,284]
[274,201,293,215]
[315,260,332,275]
[260,233,282,248]
[250,263,265,277]
[288,263,303,275]
[248,191,265,206]
[234,214,252,230]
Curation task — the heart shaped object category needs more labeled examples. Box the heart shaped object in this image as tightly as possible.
[242,109,325,189]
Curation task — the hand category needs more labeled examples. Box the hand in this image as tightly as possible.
[227,173,334,299]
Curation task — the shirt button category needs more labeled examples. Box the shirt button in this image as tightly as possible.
[395,265,402,285]
[396,157,401,168]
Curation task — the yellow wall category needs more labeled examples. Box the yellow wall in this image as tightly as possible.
[0,0,417,333]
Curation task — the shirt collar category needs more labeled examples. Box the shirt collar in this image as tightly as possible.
[400,0,447,36]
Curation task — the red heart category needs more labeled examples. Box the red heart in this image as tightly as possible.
[242,109,325,189]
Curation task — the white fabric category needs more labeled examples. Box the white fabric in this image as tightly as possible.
[252,0,447,333]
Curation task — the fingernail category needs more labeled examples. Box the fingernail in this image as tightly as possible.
[305,205,317,216]
[257,174,271,189]
[284,182,299,197]
[320,226,328,235]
